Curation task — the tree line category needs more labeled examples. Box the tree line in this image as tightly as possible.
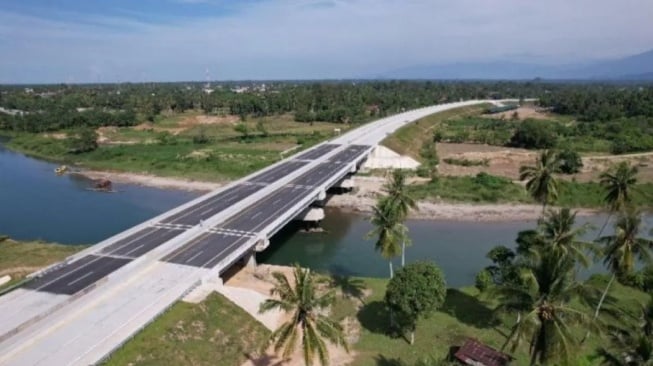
[2,81,651,134]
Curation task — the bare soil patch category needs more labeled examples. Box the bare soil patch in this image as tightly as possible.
[230,265,355,366]
[437,143,535,180]
[436,143,653,182]
[482,106,554,121]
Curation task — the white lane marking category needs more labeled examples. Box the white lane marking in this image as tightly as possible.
[123,244,145,257]
[272,199,281,205]
[251,212,262,220]
[66,271,94,287]
[186,250,204,264]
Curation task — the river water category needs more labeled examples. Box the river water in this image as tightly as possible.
[2,142,650,286]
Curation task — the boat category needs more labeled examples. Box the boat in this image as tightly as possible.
[54,165,68,175]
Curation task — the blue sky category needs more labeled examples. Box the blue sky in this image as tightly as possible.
[1,0,652,83]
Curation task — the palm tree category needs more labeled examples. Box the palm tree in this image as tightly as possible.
[495,248,594,365]
[382,169,417,266]
[539,208,593,268]
[367,197,408,278]
[596,162,639,238]
[259,265,349,366]
[591,208,653,337]
[598,295,653,365]
[495,215,595,365]
[519,150,560,214]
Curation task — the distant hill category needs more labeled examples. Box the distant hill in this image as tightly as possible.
[375,48,653,80]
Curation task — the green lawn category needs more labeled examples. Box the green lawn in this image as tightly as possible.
[105,293,270,366]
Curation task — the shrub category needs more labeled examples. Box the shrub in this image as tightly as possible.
[443,157,489,167]
[475,269,492,292]
[509,119,557,149]
[67,127,98,154]
[557,149,583,174]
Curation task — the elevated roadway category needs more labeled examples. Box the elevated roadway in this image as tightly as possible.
[0,99,508,365]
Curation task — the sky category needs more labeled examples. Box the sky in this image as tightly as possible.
[1,0,652,84]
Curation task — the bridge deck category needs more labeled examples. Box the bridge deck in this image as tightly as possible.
[0,101,496,365]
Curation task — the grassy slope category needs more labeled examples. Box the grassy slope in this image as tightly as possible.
[382,105,490,162]
[105,293,270,366]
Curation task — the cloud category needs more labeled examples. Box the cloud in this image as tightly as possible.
[1,0,653,83]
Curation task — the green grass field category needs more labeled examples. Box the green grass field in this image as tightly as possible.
[323,273,647,366]
[5,113,351,181]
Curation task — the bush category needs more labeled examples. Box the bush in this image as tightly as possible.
[475,269,492,292]
[415,165,432,178]
[443,157,488,167]
[557,149,583,174]
[67,127,98,154]
[509,119,557,149]
[192,129,210,144]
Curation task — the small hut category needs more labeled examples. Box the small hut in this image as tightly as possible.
[453,338,512,366]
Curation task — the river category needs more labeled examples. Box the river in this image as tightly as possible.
[1,143,650,286]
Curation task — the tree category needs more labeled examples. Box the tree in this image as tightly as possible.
[557,149,583,174]
[384,262,447,345]
[539,208,592,268]
[367,197,407,278]
[519,150,560,213]
[382,170,417,266]
[67,127,98,154]
[493,211,596,365]
[509,119,557,149]
[596,162,639,238]
[591,208,653,340]
[495,247,593,365]
[259,265,348,366]
[598,295,653,365]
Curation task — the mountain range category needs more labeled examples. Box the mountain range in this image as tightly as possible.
[375,49,653,80]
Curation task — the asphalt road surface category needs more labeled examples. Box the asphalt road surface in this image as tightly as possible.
[160,183,263,225]
[101,227,182,258]
[328,145,370,163]
[294,144,340,160]
[247,161,308,184]
[24,255,132,295]
[163,151,368,269]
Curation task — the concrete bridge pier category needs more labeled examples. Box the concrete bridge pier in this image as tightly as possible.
[243,251,257,269]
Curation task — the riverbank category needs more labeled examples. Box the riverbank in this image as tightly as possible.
[80,169,224,192]
[77,169,601,221]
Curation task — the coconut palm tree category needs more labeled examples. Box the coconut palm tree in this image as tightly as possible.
[382,169,417,266]
[495,247,594,365]
[519,150,560,214]
[367,197,408,278]
[597,295,653,365]
[591,208,653,337]
[539,208,593,268]
[596,162,639,238]
[259,265,349,366]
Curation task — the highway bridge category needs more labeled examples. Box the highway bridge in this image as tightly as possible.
[0,100,504,365]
